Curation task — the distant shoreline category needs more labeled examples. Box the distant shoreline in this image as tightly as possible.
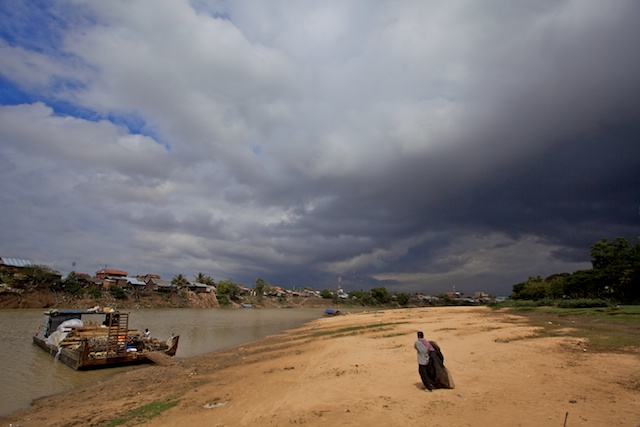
[0,287,345,310]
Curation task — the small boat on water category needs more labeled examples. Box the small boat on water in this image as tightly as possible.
[33,308,180,370]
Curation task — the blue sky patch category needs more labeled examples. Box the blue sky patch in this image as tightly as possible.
[0,76,34,105]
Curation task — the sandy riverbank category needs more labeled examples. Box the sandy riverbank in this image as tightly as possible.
[3,306,639,426]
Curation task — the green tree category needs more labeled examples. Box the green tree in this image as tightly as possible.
[591,237,631,271]
[562,269,603,299]
[217,279,239,300]
[63,279,85,298]
[544,273,570,299]
[254,278,266,301]
[109,285,127,299]
[349,290,374,305]
[509,236,640,302]
[590,237,640,302]
[320,289,333,299]
[395,292,411,306]
[88,286,102,299]
[511,276,549,300]
[371,287,392,304]
[194,272,214,285]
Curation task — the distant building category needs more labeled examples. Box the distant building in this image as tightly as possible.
[67,273,93,285]
[139,274,161,281]
[475,292,490,301]
[1,258,63,287]
[1,257,62,280]
[102,277,127,290]
[96,268,127,279]
[187,283,211,293]
[145,277,177,292]
[123,276,149,291]
[0,257,33,269]
[0,258,34,276]
[236,284,252,295]
[410,294,439,303]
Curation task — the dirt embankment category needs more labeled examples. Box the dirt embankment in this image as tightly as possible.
[0,288,220,309]
[0,288,57,309]
[0,288,339,310]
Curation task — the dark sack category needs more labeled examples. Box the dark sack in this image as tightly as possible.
[429,341,455,389]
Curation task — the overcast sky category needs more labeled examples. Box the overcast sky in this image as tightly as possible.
[1,1,638,296]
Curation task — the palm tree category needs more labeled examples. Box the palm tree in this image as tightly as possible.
[194,272,214,285]
[171,274,189,286]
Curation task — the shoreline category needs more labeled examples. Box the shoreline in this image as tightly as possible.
[3,306,639,426]
[0,287,357,310]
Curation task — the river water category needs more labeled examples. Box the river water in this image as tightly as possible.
[0,307,328,417]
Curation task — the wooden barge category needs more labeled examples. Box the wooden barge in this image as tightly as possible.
[33,308,179,370]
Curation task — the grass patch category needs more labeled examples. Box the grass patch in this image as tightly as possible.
[506,305,640,352]
[311,322,408,337]
[105,400,178,427]
[493,299,614,310]
[379,332,409,338]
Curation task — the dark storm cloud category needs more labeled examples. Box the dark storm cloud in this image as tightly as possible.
[0,1,639,296]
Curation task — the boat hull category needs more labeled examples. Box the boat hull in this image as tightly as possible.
[33,335,180,370]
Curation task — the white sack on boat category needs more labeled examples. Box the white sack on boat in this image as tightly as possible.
[57,319,83,332]
[45,330,68,348]
[45,319,84,348]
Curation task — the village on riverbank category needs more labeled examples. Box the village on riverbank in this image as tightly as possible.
[3,235,638,311]
[0,257,499,310]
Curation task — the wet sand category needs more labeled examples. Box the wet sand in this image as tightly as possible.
[2,306,639,426]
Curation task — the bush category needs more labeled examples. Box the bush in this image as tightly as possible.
[503,299,556,308]
[7,265,60,290]
[109,286,127,299]
[506,300,539,307]
[557,298,611,309]
[88,286,102,299]
[320,289,333,299]
[216,294,230,305]
[347,290,374,305]
[536,298,555,306]
[63,281,85,298]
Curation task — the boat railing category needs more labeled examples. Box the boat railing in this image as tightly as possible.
[106,312,129,356]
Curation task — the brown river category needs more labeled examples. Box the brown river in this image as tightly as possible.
[0,307,330,417]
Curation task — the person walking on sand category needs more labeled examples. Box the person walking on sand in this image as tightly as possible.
[414,331,436,391]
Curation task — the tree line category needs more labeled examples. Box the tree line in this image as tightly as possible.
[510,237,640,304]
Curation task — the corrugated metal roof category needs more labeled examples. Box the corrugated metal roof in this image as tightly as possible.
[0,258,33,267]
[124,276,146,286]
